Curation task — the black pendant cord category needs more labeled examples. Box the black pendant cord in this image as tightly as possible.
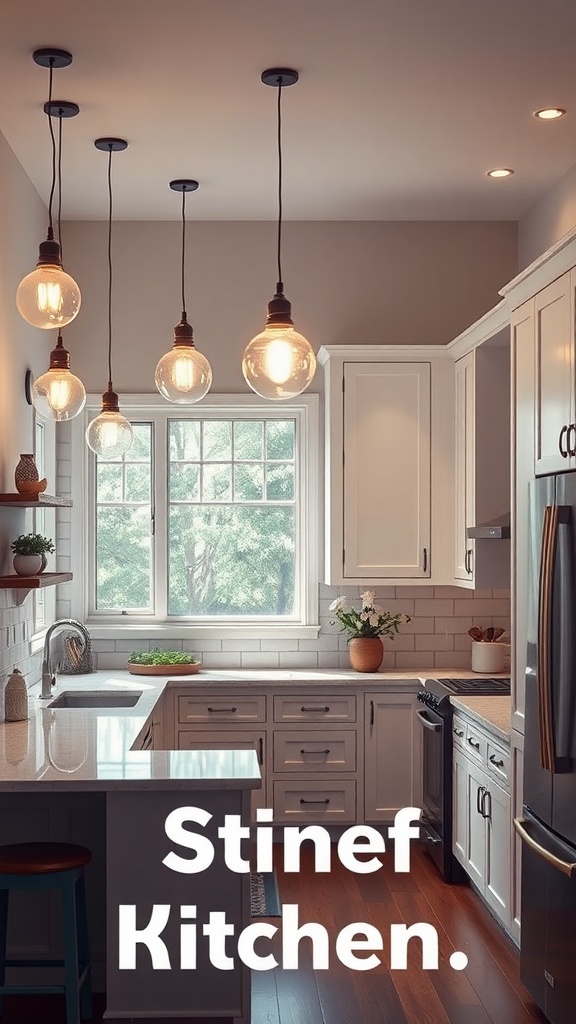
[181,189,187,318]
[106,146,114,392]
[46,60,57,237]
[276,76,283,292]
[57,111,63,259]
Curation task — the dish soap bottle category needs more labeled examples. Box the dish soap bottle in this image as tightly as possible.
[5,667,28,721]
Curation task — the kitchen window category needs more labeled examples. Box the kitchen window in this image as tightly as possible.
[74,394,319,634]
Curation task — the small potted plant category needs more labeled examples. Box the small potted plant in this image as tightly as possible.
[10,533,55,577]
[127,648,202,676]
[330,591,411,672]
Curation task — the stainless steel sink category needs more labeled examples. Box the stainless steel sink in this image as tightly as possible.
[47,690,143,709]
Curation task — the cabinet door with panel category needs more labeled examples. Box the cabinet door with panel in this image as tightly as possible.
[177,729,267,818]
[364,693,421,822]
[534,271,575,475]
[343,362,431,579]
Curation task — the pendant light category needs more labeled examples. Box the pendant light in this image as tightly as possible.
[155,179,212,403]
[16,48,81,330]
[86,139,133,459]
[31,101,86,420]
[242,68,316,400]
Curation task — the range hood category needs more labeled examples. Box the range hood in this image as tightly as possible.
[466,514,510,540]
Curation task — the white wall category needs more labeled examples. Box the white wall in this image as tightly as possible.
[63,219,518,395]
[519,158,576,269]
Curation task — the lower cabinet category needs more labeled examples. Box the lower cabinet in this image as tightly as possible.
[364,693,422,821]
[167,684,422,826]
[453,715,512,936]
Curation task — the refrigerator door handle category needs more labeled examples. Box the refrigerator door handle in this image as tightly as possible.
[555,505,574,768]
[537,505,559,772]
[514,817,576,878]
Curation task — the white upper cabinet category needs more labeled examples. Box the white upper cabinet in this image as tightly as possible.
[452,343,510,589]
[319,347,454,585]
[534,270,575,475]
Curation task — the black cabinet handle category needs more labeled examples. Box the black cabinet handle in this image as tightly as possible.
[423,547,428,573]
[301,706,330,713]
[568,424,576,457]
[476,785,485,814]
[300,798,330,805]
[468,737,480,750]
[482,789,491,820]
[559,424,569,458]
[301,749,330,755]
[489,753,504,769]
[370,699,374,726]
[465,548,473,575]
[207,707,237,713]
[258,738,264,766]
[453,727,464,738]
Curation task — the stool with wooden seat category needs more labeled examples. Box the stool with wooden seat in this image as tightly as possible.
[0,842,92,1023]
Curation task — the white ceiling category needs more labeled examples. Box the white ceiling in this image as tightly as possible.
[2,0,576,222]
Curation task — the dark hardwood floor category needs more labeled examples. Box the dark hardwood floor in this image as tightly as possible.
[2,844,546,1024]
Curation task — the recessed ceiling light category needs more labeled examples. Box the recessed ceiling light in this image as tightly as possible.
[534,107,566,120]
[486,168,514,178]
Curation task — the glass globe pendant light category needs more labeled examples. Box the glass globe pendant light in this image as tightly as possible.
[86,139,133,459]
[155,179,212,403]
[32,101,86,421]
[16,48,81,330]
[242,68,316,400]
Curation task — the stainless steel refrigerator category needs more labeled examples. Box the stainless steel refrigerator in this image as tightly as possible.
[516,474,576,1024]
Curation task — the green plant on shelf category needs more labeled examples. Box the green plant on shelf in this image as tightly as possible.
[10,533,55,556]
[127,648,200,666]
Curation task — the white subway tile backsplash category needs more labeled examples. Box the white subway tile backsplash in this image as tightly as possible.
[415,634,454,652]
[241,652,279,669]
[414,599,454,617]
[454,599,511,617]
[434,616,474,635]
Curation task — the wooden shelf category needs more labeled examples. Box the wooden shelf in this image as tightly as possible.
[0,572,73,590]
[0,494,72,507]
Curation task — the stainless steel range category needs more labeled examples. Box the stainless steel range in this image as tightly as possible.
[416,676,511,881]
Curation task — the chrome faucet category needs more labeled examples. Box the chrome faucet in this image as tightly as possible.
[40,619,92,699]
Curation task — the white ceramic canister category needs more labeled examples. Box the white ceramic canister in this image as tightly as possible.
[4,667,28,721]
[471,640,508,674]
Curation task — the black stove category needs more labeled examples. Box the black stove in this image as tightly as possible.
[417,676,510,714]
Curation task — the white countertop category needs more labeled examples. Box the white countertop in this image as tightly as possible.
[450,695,512,742]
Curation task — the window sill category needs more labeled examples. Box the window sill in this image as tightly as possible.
[86,624,321,641]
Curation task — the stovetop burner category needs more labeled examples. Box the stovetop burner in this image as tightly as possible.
[435,677,511,694]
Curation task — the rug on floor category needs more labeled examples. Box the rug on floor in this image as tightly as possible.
[250,871,281,917]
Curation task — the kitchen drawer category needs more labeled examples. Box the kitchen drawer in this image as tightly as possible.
[273,694,356,723]
[177,729,265,767]
[452,715,466,747]
[464,722,487,763]
[178,694,266,724]
[273,731,356,773]
[486,740,510,786]
[273,780,356,822]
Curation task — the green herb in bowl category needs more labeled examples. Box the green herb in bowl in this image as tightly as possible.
[127,648,201,675]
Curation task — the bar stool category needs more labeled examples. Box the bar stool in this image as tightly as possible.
[0,842,92,1023]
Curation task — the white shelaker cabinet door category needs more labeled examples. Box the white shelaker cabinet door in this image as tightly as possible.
[483,777,511,923]
[364,693,421,821]
[454,352,475,581]
[452,748,468,866]
[464,758,487,890]
[534,272,574,475]
[343,362,431,578]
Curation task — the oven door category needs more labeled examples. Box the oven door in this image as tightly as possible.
[416,706,445,843]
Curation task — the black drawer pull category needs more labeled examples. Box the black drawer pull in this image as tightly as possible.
[258,738,264,766]
[300,748,331,755]
[300,798,330,805]
[559,424,569,458]
[207,706,237,713]
[489,754,505,768]
[453,727,464,737]
[468,737,480,750]
[301,706,330,712]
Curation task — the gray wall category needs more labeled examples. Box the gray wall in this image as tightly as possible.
[519,157,576,269]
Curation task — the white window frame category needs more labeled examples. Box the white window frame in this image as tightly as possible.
[69,392,321,640]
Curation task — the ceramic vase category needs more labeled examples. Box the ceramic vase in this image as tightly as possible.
[471,640,507,673]
[13,554,43,577]
[348,636,384,673]
[14,454,39,493]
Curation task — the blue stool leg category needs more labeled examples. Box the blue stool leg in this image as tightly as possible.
[61,874,80,1024]
[0,889,8,1017]
[75,873,92,1020]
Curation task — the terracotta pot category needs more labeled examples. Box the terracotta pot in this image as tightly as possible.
[13,554,43,577]
[348,636,383,673]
